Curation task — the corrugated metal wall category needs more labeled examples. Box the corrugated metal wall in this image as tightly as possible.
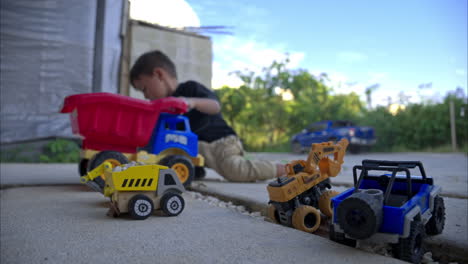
[0,0,123,143]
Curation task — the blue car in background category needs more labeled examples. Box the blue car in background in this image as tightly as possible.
[291,120,376,153]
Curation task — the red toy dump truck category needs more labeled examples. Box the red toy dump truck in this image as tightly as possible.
[60,93,204,191]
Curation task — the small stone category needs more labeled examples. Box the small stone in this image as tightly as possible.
[250,212,261,217]
[236,205,246,212]
[422,252,434,263]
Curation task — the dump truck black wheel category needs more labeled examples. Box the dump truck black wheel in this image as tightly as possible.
[329,223,357,248]
[161,192,185,216]
[87,151,129,190]
[393,221,425,263]
[128,194,154,220]
[426,196,445,235]
[267,204,280,224]
[337,190,383,239]
[319,190,339,218]
[292,205,321,233]
[194,166,206,180]
[79,159,89,176]
[160,155,194,187]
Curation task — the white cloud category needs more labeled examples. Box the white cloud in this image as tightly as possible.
[211,36,305,88]
[130,0,200,28]
[336,51,368,63]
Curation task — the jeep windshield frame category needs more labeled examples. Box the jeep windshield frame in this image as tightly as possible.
[352,160,427,205]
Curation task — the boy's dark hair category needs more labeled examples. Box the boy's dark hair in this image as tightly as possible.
[130,50,178,85]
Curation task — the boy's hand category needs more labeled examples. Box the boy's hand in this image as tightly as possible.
[180,97,194,111]
[177,97,221,115]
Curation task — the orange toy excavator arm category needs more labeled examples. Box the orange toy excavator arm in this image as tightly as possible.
[327,138,349,177]
[303,138,349,177]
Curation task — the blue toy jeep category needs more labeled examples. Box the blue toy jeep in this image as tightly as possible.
[330,160,445,264]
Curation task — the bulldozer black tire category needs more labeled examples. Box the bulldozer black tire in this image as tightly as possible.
[194,166,206,180]
[160,155,194,187]
[79,159,89,176]
[161,192,185,216]
[426,196,445,235]
[392,220,425,263]
[292,205,321,233]
[337,190,383,239]
[87,151,129,190]
[128,194,154,220]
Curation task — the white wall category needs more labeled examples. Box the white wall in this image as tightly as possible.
[128,22,212,99]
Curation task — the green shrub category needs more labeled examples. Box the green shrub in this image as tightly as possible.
[39,139,80,163]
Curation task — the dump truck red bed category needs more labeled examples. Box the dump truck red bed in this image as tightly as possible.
[60,93,187,153]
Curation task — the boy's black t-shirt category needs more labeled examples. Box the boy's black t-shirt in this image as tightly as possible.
[172,81,236,142]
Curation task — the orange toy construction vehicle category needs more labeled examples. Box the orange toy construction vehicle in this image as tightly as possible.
[267,138,349,233]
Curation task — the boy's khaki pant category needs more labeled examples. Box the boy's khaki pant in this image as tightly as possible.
[198,135,277,182]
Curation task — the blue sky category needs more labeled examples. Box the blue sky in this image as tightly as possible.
[186,0,467,106]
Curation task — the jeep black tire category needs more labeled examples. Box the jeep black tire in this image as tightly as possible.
[426,196,445,235]
[337,189,383,239]
[128,194,154,220]
[393,221,425,263]
[292,205,321,233]
[87,151,129,191]
[329,223,357,248]
[160,155,194,187]
[161,192,185,216]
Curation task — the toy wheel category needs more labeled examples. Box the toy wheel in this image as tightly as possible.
[267,204,280,224]
[393,220,425,263]
[78,159,89,176]
[87,151,129,191]
[292,205,321,233]
[291,141,302,154]
[160,155,194,187]
[319,190,339,217]
[337,190,383,239]
[128,194,154,220]
[161,192,185,216]
[329,223,356,248]
[426,196,445,235]
[194,166,206,180]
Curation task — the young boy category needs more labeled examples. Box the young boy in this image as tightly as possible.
[130,50,285,182]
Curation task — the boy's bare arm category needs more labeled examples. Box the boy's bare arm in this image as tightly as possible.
[182,97,221,115]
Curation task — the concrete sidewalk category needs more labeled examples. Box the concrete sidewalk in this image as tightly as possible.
[0,152,466,263]
[1,186,404,264]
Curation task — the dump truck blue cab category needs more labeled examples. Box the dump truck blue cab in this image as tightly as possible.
[151,113,198,157]
[330,160,445,264]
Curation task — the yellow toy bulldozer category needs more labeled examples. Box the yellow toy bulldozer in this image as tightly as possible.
[267,138,349,233]
[81,161,185,220]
